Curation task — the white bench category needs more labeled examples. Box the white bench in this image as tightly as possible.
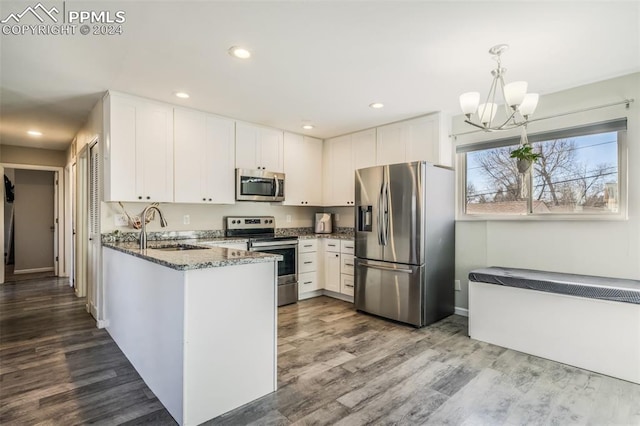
[468,267,640,384]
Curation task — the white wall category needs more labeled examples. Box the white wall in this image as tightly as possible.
[453,73,640,309]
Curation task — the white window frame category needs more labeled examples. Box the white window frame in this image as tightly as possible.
[456,119,628,221]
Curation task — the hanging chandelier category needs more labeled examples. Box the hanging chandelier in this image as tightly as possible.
[459,44,539,132]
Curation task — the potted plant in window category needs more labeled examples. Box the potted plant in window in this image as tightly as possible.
[510,144,541,173]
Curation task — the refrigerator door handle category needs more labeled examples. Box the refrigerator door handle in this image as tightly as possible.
[377,182,385,245]
[383,180,390,245]
[359,263,413,274]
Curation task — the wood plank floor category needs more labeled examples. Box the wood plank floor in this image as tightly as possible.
[2,277,639,425]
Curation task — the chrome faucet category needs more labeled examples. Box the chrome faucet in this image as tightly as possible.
[139,205,168,249]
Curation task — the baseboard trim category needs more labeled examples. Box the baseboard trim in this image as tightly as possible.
[13,267,54,274]
[455,307,469,317]
[96,319,109,329]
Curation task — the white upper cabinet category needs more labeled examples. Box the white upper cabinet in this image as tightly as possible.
[322,129,375,206]
[235,122,284,172]
[174,108,235,204]
[376,114,452,167]
[104,92,174,202]
[283,132,323,206]
[351,129,377,170]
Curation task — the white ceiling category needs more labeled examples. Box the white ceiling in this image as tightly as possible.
[1,1,639,151]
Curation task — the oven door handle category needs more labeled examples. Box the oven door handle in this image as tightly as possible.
[250,243,298,251]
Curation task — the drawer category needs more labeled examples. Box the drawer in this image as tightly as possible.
[340,240,355,254]
[298,239,318,253]
[341,254,355,275]
[298,252,317,274]
[299,272,319,294]
[340,274,355,297]
[324,239,340,253]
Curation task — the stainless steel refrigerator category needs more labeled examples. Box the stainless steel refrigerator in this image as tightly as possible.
[354,161,454,327]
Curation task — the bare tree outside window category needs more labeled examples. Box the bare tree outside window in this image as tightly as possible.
[466,131,618,215]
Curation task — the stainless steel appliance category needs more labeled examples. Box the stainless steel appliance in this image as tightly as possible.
[225,216,298,306]
[354,161,454,327]
[236,169,285,202]
[314,213,333,234]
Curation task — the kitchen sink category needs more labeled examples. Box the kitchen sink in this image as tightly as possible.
[152,244,210,251]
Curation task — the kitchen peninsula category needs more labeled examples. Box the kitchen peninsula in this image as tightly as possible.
[102,242,280,426]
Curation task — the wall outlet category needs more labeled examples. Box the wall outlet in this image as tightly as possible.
[114,214,128,227]
[183,215,190,225]
[454,280,461,291]
[335,213,340,222]
[286,215,292,223]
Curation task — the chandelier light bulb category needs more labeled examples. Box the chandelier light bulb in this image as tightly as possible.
[519,93,539,117]
[459,92,480,116]
[503,81,528,108]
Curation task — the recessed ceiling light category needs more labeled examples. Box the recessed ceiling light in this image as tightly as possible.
[369,102,384,109]
[302,124,314,130]
[27,130,42,137]
[175,92,190,99]
[228,46,251,59]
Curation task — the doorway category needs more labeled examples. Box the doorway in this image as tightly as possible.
[2,164,64,283]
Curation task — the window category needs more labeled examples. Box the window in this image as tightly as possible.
[460,119,626,217]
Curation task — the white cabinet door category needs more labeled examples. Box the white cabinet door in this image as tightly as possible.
[323,135,353,206]
[204,115,235,204]
[235,122,284,172]
[107,94,137,201]
[136,103,174,202]
[258,127,284,172]
[376,114,452,167]
[235,122,260,170]
[105,92,173,202]
[340,274,355,296]
[175,109,235,204]
[405,115,439,164]
[174,108,206,203]
[324,251,341,293]
[283,133,322,206]
[351,129,377,170]
[376,122,406,166]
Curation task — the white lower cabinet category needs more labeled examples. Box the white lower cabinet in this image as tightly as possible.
[298,239,322,299]
[323,250,342,293]
[297,237,355,302]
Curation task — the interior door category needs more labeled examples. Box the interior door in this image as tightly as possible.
[76,148,88,299]
[383,162,424,266]
[87,142,100,319]
[355,165,384,262]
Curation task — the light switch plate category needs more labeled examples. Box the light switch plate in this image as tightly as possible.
[183,215,190,225]
[335,213,340,222]
[454,280,461,291]
[286,215,292,223]
[114,214,128,227]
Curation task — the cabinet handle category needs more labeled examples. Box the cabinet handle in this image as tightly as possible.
[345,284,354,288]
[328,244,336,247]
[208,198,212,201]
[203,198,206,201]
[304,261,313,264]
[304,281,312,285]
[345,263,354,267]
[335,254,339,257]
[146,196,150,200]
[138,196,142,200]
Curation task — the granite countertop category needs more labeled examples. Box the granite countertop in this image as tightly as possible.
[103,240,281,271]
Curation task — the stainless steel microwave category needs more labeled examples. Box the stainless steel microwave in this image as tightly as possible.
[236,169,285,202]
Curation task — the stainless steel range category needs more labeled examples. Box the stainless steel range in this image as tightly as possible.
[225,216,298,306]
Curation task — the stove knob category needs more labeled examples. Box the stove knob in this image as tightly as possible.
[232,220,237,224]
